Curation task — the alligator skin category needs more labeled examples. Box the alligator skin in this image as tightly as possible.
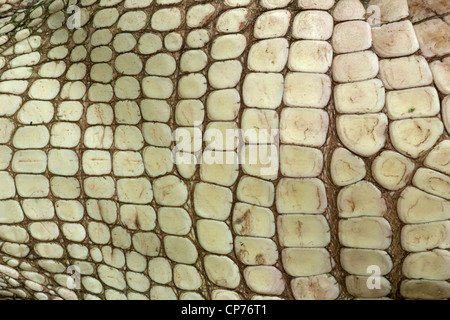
[0,0,448,300]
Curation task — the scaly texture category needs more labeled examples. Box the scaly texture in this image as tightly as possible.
[0,0,448,300]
